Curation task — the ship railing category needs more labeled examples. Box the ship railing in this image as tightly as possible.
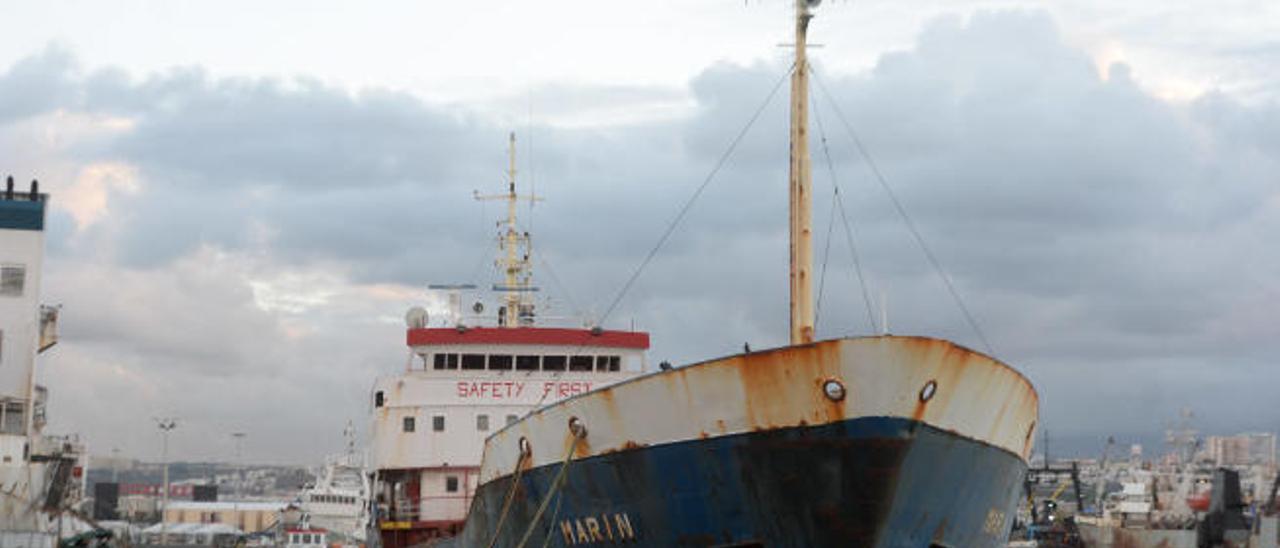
[383,495,470,523]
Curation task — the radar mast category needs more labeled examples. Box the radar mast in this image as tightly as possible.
[475,132,542,327]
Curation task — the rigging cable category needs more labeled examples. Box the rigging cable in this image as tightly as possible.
[811,85,879,334]
[531,247,587,322]
[814,183,839,331]
[596,62,796,327]
[811,68,994,355]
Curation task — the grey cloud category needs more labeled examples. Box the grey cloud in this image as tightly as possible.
[0,46,79,123]
[6,7,1280,460]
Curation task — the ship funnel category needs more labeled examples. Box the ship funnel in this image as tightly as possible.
[29,179,38,200]
[4,176,11,200]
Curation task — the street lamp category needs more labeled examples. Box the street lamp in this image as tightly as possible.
[231,432,246,530]
[231,432,246,499]
[155,418,177,543]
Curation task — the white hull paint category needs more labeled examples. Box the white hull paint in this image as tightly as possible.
[478,335,1038,482]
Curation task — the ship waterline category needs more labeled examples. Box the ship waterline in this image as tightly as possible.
[443,335,1038,547]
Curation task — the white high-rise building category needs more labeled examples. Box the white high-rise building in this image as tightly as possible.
[0,177,86,546]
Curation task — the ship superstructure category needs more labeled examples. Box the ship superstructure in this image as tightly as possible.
[0,176,87,546]
[369,136,651,547]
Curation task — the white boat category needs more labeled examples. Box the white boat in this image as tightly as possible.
[298,424,372,544]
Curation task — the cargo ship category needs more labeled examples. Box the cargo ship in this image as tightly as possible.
[440,2,1039,547]
[368,135,654,547]
[379,1,1039,546]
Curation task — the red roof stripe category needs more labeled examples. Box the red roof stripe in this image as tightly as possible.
[406,327,649,350]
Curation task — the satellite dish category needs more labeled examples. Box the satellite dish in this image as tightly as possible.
[404,306,428,329]
[472,302,485,314]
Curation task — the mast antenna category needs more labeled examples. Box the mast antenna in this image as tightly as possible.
[475,132,543,327]
[789,0,818,345]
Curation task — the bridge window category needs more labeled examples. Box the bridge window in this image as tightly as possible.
[433,415,446,432]
[433,353,459,370]
[569,356,593,371]
[446,476,459,493]
[374,391,384,407]
[402,416,415,433]
[516,355,540,371]
[461,354,485,370]
[488,354,513,370]
[476,414,489,431]
[596,356,621,372]
[542,355,566,371]
[506,414,518,425]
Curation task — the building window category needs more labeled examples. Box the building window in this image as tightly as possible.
[374,391,384,407]
[506,414,519,425]
[488,354,513,370]
[0,265,23,297]
[461,354,486,370]
[402,416,415,432]
[542,355,566,371]
[476,414,489,431]
[446,476,459,493]
[516,355,539,371]
[433,415,445,432]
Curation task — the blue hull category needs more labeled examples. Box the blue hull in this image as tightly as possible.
[439,416,1026,547]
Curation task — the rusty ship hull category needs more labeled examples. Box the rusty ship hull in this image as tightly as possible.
[437,335,1039,547]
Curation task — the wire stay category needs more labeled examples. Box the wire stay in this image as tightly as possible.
[811,68,994,355]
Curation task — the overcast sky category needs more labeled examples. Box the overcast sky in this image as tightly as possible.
[4,0,1278,464]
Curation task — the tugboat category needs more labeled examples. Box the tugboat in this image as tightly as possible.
[369,135,653,547]
[432,2,1039,547]
[0,176,88,546]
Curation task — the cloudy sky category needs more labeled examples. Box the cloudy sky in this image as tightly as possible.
[4,0,1278,464]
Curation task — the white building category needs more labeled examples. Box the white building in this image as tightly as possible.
[0,177,87,545]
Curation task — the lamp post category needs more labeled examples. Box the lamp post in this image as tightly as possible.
[231,432,246,530]
[155,418,177,543]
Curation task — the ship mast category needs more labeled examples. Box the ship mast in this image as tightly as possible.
[475,132,542,327]
[789,0,816,344]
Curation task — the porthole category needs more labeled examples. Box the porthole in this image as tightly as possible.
[919,380,938,402]
[567,417,587,438]
[821,379,846,402]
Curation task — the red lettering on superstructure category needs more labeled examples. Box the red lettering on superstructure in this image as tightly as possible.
[543,381,593,399]
[457,381,529,400]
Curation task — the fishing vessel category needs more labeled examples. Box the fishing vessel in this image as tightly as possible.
[0,176,88,546]
[368,135,654,547]
[425,2,1039,547]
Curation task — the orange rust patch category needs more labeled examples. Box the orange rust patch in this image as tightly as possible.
[912,399,928,422]
[736,341,844,430]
